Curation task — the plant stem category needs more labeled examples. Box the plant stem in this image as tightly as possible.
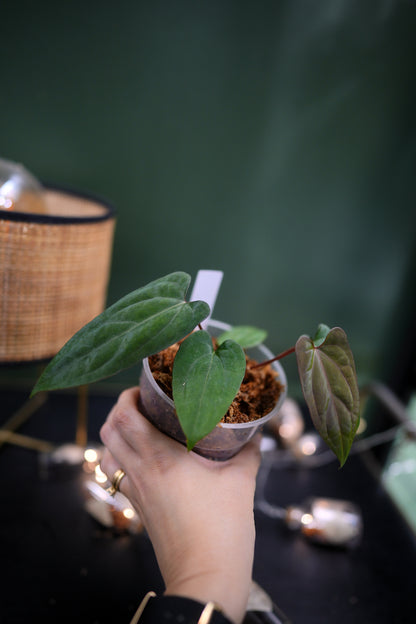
[252,345,296,369]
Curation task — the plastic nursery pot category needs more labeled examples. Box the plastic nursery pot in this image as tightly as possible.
[138,319,288,461]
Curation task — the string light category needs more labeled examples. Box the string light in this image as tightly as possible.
[258,401,364,548]
[80,446,144,534]
[84,480,143,533]
[268,398,305,446]
[285,498,363,547]
[123,508,135,520]
[38,443,85,479]
[256,394,412,548]
[292,433,322,458]
[84,448,98,463]
[94,464,108,484]
[256,460,363,548]
[38,382,413,547]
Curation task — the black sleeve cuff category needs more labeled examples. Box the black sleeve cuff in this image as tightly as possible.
[138,594,233,624]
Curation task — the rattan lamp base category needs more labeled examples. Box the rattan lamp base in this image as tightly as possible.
[0,186,115,452]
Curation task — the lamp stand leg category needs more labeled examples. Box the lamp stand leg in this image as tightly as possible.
[76,385,89,447]
[0,391,48,450]
[1,385,90,452]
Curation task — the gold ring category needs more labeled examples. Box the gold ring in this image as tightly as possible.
[106,468,126,496]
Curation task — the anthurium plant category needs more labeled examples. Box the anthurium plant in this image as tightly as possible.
[32,271,360,466]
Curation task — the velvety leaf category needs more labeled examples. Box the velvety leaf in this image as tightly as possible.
[172,330,246,450]
[296,327,360,466]
[32,272,209,394]
[217,325,268,349]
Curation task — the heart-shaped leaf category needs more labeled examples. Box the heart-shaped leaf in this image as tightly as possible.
[32,272,209,394]
[296,326,360,466]
[217,325,267,349]
[172,330,246,450]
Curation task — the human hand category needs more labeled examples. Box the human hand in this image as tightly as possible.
[100,387,262,624]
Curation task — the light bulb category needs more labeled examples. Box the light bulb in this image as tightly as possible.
[290,432,326,460]
[84,480,144,534]
[84,448,99,463]
[94,465,108,484]
[269,398,305,446]
[0,157,47,214]
[82,446,103,474]
[286,497,363,547]
[39,443,86,479]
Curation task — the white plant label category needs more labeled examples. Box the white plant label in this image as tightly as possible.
[190,270,224,328]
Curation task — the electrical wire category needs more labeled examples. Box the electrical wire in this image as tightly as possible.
[255,423,405,520]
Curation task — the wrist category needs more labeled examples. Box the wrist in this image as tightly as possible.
[135,593,233,624]
[164,562,252,624]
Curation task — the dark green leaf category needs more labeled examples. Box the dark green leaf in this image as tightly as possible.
[172,330,246,450]
[32,272,210,394]
[296,327,360,466]
[217,325,268,349]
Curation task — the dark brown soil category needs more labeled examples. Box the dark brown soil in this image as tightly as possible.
[148,341,284,424]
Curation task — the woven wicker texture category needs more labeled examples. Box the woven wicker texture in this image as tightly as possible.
[0,189,115,362]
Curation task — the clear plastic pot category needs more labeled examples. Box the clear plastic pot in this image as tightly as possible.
[139,319,288,460]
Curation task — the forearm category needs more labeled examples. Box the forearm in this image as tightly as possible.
[151,499,256,623]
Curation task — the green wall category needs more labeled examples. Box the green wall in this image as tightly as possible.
[2,0,415,392]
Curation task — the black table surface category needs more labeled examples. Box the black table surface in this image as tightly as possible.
[1,388,415,624]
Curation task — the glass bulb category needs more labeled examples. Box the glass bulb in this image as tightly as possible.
[285,497,363,547]
[290,432,325,460]
[0,157,47,214]
[269,398,305,446]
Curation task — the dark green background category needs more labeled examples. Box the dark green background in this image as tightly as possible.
[2,0,415,392]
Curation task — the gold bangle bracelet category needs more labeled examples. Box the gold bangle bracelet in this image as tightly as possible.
[129,591,156,624]
[129,591,223,624]
[198,600,223,624]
